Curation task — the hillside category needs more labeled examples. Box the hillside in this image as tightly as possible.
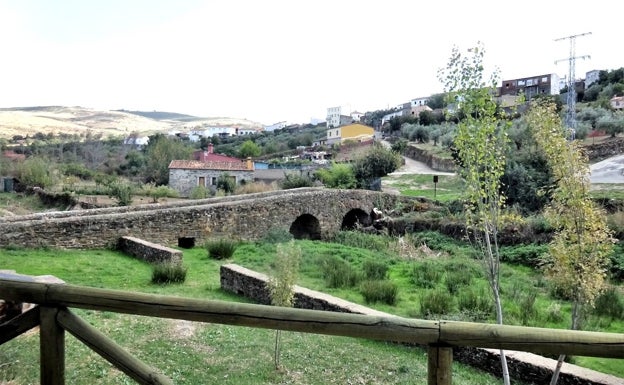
[0,106,264,139]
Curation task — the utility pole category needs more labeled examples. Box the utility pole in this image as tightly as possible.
[555,32,591,133]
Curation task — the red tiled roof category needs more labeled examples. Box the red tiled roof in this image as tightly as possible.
[193,150,242,163]
[168,160,252,171]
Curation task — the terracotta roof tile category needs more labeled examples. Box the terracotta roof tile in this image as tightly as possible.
[168,160,252,171]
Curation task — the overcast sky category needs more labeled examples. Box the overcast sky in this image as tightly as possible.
[0,0,620,125]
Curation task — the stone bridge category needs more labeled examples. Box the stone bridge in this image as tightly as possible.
[0,188,420,249]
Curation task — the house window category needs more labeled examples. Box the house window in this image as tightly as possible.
[211,177,217,186]
[518,80,525,86]
[542,77,548,82]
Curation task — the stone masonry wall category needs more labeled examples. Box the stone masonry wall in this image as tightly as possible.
[404,144,457,172]
[117,236,182,264]
[0,188,415,249]
[220,263,622,385]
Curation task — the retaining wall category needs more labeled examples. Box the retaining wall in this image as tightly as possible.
[404,144,457,172]
[117,236,182,264]
[220,263,622,385]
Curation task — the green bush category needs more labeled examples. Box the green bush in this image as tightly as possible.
[420,289,454,317]
[499,243,547,267]
[206,239,239,260]
[362,259,388,280]
[151,262,187,284]
[108,181,134,206]
[190,185,211,199]
[360,280,398,305]
[411,261,443,288]
[262,227,294,244]
[280,173,314,189]
[319,256,361,288]
[592,286,624,319]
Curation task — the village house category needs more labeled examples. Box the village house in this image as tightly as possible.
[168,143,254,197]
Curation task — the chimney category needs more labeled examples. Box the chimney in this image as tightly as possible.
[208,142,214,154]
[246,157,253,170]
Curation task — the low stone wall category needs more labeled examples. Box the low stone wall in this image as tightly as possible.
[117,236,182,264]
[220,263,621,385]
[404,144,457,172]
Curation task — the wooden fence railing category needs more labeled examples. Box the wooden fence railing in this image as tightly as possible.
[1,278,623,385]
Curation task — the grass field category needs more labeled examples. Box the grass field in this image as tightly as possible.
[0,245,513,385]
[1,236,622,383]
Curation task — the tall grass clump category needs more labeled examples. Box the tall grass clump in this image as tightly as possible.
[359,280,398,305]
[592,286,624,319]
[330,231,390,253]
[420,288,454,317]
[457,287,493,321]
[262,227,294,244]
[411,261,443,288]
[319,256,360,288]
[151,262,187,284]
[206,239,239,260]
[362,259,388,280]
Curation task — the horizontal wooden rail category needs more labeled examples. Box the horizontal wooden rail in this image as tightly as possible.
[1,279,623,358]
[57,308,172,385]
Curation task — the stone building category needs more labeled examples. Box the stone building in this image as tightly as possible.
[168,158,254,197]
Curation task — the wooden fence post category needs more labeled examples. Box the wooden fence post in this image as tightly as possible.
[427,344,452,385]
[40,306,64,385]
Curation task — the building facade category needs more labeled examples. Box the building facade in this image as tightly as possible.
[326,123,375,145]
[500,73,560,100]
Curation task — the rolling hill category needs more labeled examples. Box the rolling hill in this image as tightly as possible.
[0,106,263,139]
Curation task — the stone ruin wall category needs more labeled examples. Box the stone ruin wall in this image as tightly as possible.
[220,263,621,385]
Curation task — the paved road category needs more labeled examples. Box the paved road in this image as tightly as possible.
[590,155,624,183]
[390,156,455,176]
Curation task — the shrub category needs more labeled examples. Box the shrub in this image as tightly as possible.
[411,261,443,289]
[319,256,360,288]
[445,270,472,295]
[592,286,624,319]
[280,173,314,189]
[360,280,398,305]
[262,227,293,244]
[420,289,454,317]
[546,303,564,323]
[331,231,390,253]
[206,239,239,260]
[189,185,211,199]
[216,173,236,194]
[362,259,388,280]
[457,287,492,321]
[108,181,134,206]
[151,262,187,284]
[499,243,547,267]
[235,181,276,195]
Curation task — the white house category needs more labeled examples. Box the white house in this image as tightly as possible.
[264,121,287,132]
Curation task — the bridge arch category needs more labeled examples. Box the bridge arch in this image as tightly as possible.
[341,208,372,230]
[289,214,322,240]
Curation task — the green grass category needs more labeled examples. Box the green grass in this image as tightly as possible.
[1,235,623,382]
[0,246,508,385]
[382,173,463,202]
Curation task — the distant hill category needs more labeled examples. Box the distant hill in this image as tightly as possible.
[0,106,263,139]
[115,110,200,121]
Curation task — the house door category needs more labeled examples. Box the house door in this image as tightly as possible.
[198,177,205,187]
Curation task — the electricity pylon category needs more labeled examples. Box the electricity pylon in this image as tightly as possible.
[555,32,591,132]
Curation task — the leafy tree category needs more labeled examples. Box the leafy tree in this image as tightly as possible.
[426,93,447,109]
[238,139,261,158]
[351,144,401,189]
[315,163,356,189]
[596,114,624,137]
[279,173,314,189]
[216,172,236,194]
[527,99,614,385]
[418,110,437,126]
[143,134,192,185]
[15,156,54,189]
[438,42,511,385]
[108,180,134,206]
[267,241,301,369]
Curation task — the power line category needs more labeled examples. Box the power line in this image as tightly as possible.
[554,32,591,131]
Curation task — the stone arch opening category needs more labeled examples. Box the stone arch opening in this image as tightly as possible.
[289,214,321,240]
[341,208,372,230]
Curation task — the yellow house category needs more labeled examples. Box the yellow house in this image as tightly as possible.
[326,123,374,145]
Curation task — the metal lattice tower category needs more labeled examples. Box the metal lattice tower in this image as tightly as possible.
[555,32,591,131]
